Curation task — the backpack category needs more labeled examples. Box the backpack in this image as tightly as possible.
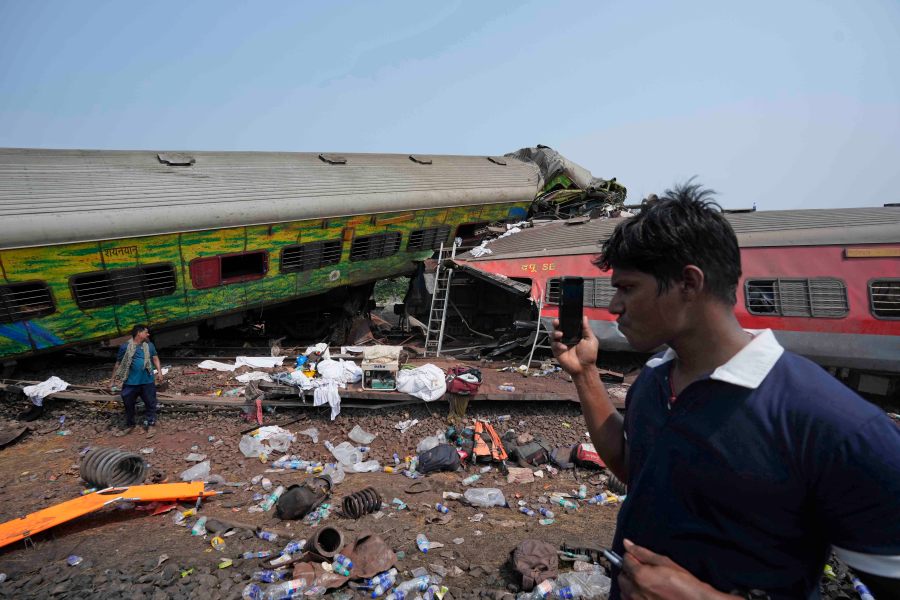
[446,366,482,396]
[417,443,461,474]
[502,431,551,467]
[510,539,558,592]
[472,420,508,463]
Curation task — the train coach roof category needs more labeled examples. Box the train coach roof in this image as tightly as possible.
[461,207,900,261]
[0,148,541,250]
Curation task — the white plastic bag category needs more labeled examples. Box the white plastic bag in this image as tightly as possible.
[464,487,507,508]
[395,364,447,402]
[348,425,376,445]
[239,435,266,458]
[351,460,380,473]
[322,462,345,485]
[416,434,443,454]
[180,461,211,482]
[255,426,295,453]
[327,441,361,466]
[298,427,319,444]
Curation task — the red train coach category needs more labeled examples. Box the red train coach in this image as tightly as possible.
[454,207,900,396]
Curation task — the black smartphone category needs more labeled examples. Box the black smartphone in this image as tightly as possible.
[558,276,584,346]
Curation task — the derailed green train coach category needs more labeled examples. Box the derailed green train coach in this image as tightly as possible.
[0,148,543,362]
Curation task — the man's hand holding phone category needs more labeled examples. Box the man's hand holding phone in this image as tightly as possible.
[551,316,599,377]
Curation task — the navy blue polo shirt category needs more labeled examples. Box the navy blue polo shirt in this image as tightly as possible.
[609,330,900,600]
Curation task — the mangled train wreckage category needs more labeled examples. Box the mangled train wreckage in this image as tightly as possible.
[447,207,900,397]
[0,147,624,365]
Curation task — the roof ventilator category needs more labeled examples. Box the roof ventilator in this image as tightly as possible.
[157,153,195,166]
[319,153,347,165]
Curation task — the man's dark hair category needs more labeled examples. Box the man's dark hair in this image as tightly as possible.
[130,324,149,338]
[594,179,742,305]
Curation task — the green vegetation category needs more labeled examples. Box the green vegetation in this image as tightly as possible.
[374,276,410,305]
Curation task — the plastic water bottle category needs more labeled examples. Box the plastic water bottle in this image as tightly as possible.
[415,533,430,554]
[587,493,606,505]
[260,485,285,511]
[555,583,584,599]
[554,497,578,510]
[263,578,307,600]
[530,579,556,599]
[242,583,263,600]
[190,516,208,536]
[435,503,450,514]
[281,540,305,555]
[577,484,587,499]
[385,576,430,600]
[851,577,875,600]
[393,453,401,465]
[241,550,273,560]
[370,571,399,598]
[333,553,353,576]
[461,474,480,486]
[519,506,535,517]
[252,570,287,583]
[257,530,278,542]
[539,507,555,518]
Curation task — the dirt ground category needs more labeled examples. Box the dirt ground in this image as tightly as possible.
[0,351,621,600]
[0,353,870,599]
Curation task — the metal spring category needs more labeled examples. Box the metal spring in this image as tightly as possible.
[80,447,148,488]
[342,487,382,519]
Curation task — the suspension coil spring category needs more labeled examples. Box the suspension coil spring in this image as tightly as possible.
[80,447,148,488]
[342,487,382,519]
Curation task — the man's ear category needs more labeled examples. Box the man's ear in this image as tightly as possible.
[681,265,705,300]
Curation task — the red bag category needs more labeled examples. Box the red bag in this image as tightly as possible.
[446,366,482,396]
[573,443,606,469]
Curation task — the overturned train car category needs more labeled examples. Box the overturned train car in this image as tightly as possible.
[452,207,900,396]
[0,148,543,362]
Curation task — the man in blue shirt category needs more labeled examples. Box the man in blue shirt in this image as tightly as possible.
[552,183,900,599]
[110,324,162,437]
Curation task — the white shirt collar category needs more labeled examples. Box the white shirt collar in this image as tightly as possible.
[645,329,784,390]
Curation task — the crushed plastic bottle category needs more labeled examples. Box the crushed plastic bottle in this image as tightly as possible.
[243,583,263,600]
[498,385,515,392]
[218,558,233,569]
[415,533,430,554]
[435,503,450,514]
[577,484,587,499]
[252,569,288,583]
[555,570,611,599]
[262,578,307,600]
[66,555,83,567]
[261,478,273,491]
[519,507,535,517]
[461,474,480,486]
[281,540,305,555]
[539,518,555,526]
[539,508,555,518]
[385,575,430,600]
[211,536,226,551]
[240,550,274,560]
[257,530,278,542]
[392,498,408,510]
[530,579,555,599]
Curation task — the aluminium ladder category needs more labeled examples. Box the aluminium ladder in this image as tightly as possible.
[424,242,456,357]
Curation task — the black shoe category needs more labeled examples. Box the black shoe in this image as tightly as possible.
[18,404,44,422]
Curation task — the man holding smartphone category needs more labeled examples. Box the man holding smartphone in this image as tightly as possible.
[551,183,900,599]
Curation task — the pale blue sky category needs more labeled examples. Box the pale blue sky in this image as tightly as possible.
[1,1,898,209]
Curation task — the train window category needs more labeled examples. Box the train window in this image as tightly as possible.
[0,282,55,323]
[407,226,450,251]
[189,251,268,289]
[71,264,177,309]
[350,232,402,261]
[745,278,849,318]
[281,240,343,272]
[869,279,900,319]
[586,278,616,308]
[547,278,614,307]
